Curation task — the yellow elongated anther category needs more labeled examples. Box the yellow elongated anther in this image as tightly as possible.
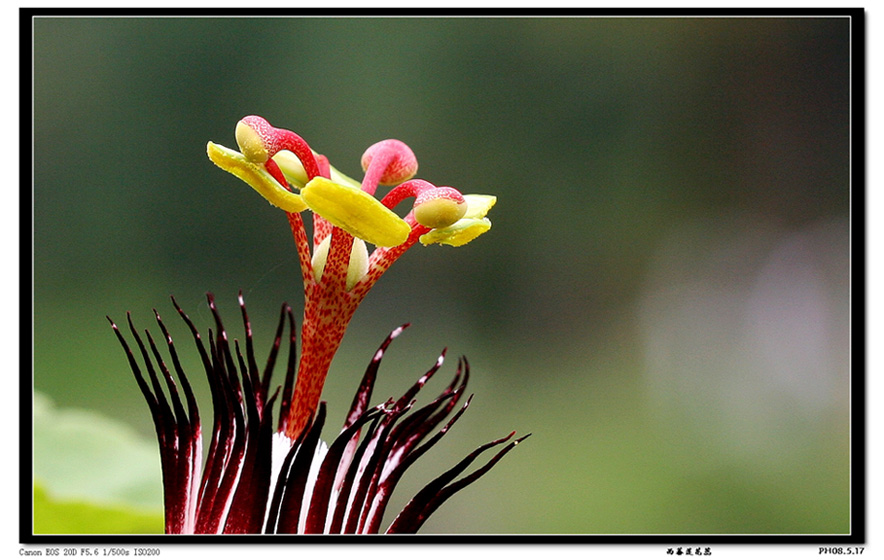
[419,217,492,247]
[419,194,496,246]
[301,177,411,247]
[207,142,308,213]
[462,194,497,219]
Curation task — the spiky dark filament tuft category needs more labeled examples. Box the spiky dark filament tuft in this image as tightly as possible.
[109,294,524,534]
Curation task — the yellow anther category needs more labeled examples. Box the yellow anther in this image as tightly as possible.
[207,142,307,213]
[419,217,492,247]
[417,194,495,246]
[301,177,411,247]
[462,194,497,219]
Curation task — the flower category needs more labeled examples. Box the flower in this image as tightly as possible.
[206,115,497,439]
[108,116,523,534]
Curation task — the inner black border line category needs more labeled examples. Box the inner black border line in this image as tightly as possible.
[20,6,866,546]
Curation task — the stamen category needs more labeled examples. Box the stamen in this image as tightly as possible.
[419,218,492,247]
[419,194,497,246]
[301,177,410,247]
[207,142,307,213]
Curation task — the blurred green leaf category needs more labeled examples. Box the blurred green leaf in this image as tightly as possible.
[33,392,164,533]
[33,484,163,534]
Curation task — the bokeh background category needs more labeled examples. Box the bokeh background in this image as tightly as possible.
[32,15,853,534]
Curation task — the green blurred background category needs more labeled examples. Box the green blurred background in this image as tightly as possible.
[32,16,852,534]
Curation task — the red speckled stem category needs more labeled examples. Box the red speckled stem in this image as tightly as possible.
[261,157,312,288]
[284,217,427,438]
[284,231,364,438]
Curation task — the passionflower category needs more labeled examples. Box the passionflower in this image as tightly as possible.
[108,116,523,534]
[205,115,497,438]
